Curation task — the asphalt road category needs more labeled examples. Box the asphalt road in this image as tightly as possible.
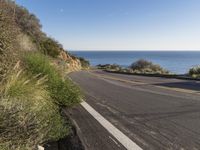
[69,70,200,150]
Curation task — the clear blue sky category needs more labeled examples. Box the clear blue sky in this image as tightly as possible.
[16,0,200,51]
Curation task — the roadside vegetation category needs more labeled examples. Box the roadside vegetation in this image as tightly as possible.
[40,38,62,58]
[0,68,68,150]
[69,53,90,69]
[24,52,82,107]
[129,59,169,74]
[97,64,122,71]
[78,57,90,68]
[188,66,200,78]
[97,59,169,75]
[0,0,82,149]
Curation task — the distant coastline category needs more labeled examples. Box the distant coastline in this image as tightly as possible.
[70,51,200,74]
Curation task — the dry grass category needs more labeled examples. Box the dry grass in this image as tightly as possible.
[0,68,68,150]
[0,0,21,82]
[0,1,80,149]
[24,52,82,107]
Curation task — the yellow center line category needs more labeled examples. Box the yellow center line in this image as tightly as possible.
[88,71,200,95]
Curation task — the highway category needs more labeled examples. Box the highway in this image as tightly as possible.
[68,70,200,150]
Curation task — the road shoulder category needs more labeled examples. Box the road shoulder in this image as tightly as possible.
[64,104,127,150]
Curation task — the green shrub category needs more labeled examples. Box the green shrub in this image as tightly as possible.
[130,59,169,74]
[0,70,68,150]
[0,1,79,149]
[23,52,82,107]
[40,38,61,58]
[189,66,200,78]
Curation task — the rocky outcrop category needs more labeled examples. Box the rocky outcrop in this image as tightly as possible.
[58,51,82,73]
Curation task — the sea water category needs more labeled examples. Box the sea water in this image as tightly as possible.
[70,51,200,74]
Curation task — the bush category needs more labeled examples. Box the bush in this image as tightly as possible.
[23,52,82,107]
[130,59,169,74]
[0,69,68,150]
[0,1,80,149]
[0,0,20,81]
[78,57,90,68]
[40,38,61,58]
[14,2,44,41]
[189,66,200,78]
[97,64,122,71]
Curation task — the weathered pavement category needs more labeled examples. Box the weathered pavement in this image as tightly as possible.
[68,70,200,150]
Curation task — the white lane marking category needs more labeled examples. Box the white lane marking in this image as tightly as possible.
[81,101,143,150]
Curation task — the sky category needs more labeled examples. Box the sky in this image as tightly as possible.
[16,0,200,51]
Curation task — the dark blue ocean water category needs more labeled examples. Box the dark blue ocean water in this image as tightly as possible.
[69,51,200,74]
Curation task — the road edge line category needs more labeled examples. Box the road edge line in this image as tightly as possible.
[81,101,142,150]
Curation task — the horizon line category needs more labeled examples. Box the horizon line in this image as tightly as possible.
[68,49,200,51]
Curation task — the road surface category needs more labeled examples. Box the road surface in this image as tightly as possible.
[68,70,200,150]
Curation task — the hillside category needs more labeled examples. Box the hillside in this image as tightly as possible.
[0,0,87,149]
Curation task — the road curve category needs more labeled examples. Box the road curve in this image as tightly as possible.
[69,70,200,150]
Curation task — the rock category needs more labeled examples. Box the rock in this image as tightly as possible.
[57,51,82,73]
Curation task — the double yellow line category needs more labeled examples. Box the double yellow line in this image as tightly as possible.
[88,71,200,95]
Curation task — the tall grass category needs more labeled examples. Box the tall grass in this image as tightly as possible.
[0,1,81,149]
[0,69,68,150]
[23,52,82,107]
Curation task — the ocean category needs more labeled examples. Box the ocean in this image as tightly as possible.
[69,51,200,74]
